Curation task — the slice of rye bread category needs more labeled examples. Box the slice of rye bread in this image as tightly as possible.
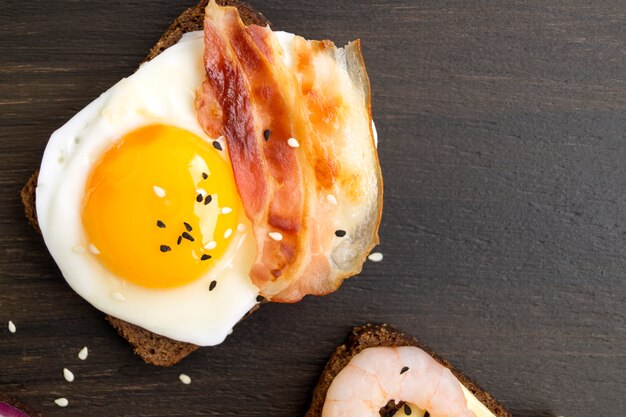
[305,324,513,417]
[20,0,269,367]
[0,394,44,417]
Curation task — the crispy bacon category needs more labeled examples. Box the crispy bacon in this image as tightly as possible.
[197,1,382,302]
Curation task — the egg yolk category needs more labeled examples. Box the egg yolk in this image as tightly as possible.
[82,125,241,289]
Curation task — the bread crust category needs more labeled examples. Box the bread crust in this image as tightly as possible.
[20,0,269,367]
[305,324,513,417]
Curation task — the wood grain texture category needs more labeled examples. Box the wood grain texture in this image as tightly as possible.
[0,0,625,416]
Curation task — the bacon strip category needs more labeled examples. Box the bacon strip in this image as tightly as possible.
[197,1,382,302]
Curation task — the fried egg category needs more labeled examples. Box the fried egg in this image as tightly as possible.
[36,32,271,346]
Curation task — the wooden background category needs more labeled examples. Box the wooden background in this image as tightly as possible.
[1,0,625,416]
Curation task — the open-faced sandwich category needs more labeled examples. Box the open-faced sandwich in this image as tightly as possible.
[22,0,382,366]
[307,324,512,417]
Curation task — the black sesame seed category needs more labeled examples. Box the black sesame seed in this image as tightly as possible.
[182,232,195,242]
[156,220,166,228]
[335,230,347,237]
[423,412,430,417]
[213,141,223,151]
[201,254,212,261]
[202,172,208,180]
[204,195,212,205]
[403,404,412,415]
[400,366,409,374]
[184,222,193,232]
[177,236,182,245]
[196,193,203,202]
[160,245,171,253]
[209,280,217,291]
[256,295,265,303]
[263,129,271,141]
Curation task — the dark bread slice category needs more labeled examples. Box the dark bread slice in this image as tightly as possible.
[0,394,44,417]
[20,0,269,367]
[306,324,513,417]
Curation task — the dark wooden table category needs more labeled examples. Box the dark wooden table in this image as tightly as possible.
[1,1,625,416]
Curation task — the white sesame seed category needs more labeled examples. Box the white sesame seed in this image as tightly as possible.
[8,321,16,334]
[88,244,100,255]
[221,207,233,214]
[63,368,74,382]
[179,374,192,385]
[78,347,88,360]
[72,245,85,254]
[153,185,166,198]
[196,188,207,197]
[224,229,232,239]
[268,232,283,241]
[237,223,247,232]
[368,252,383,262]
[54,398,69,407]
[287,138,300,148]
[111,292,125,302]
[327,194,338,205]
[372,120,378,147]
[204,241,217,250]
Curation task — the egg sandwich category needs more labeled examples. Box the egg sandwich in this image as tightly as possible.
[22,0,382,366]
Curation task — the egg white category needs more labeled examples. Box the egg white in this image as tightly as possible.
[36,32,265,346]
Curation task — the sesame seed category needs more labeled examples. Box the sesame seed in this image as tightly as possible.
[160,245,172,252]
[112,292,125,302]
[400,366,409,374]
[184,222,193,232]
[335,230,347,237]
[237,223,247,232]
[202,172,208,180]
[196,194,203,202]
[256,295,265,303]
[327,194,338,205]
[404,404,412,415]
[209,280,217,291]
[78,347,88,360]
[224,229,232,239]
[153,185,166,198]
[177,236,182,245]
[263,129,271,141]
[72,245,85,254]
[182,232,195,242]
[201,254,212,261]
[204,241,217,250]
[268,232,283,241]
[156,220,166,228]
[88,243,100,255]
[213,141,223,151]
[221,207,233,214]
[368,252,383,262]
[54,398,69,408]
[287,138,300,148]
[63,368,75,382]
[8,321,16,334]
[204,195,212,205]
[179,374,192,385]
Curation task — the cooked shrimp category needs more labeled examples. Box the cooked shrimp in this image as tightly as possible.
[322,346,475,417]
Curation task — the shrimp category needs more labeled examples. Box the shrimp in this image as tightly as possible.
[322,346,475,417]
